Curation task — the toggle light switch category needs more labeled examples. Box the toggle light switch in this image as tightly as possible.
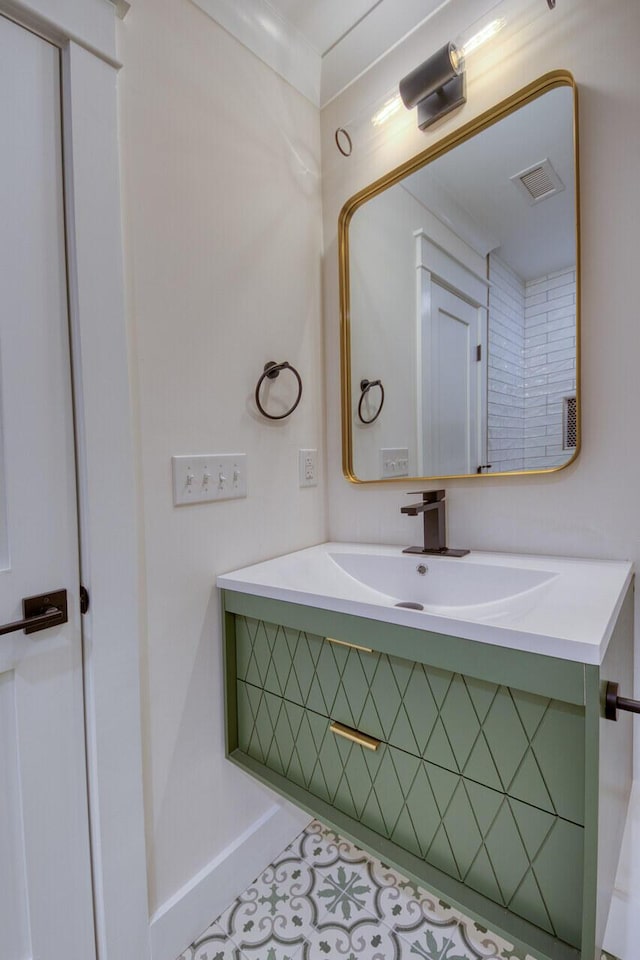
[381,448,409,478]
[172,454,247,505]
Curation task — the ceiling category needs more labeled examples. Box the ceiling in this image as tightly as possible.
[190,0,450,106]
[264,0,384,57]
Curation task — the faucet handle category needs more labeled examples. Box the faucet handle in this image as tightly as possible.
[406,490,445,503]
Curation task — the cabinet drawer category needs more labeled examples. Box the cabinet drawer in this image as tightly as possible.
[236,678,584,949]
[234,614,585,824]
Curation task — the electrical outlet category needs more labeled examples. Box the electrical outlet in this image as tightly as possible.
[172,454,247,505]
[299,448,318,487]
[381,447,409,478]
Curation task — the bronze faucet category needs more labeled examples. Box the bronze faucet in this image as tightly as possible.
[401,490,469,556]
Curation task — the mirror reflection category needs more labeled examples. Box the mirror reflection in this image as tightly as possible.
[343,80,578,482]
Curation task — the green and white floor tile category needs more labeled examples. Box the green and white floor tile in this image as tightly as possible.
[178,820,617,960]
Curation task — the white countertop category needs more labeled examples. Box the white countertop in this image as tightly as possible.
[217,542,633,665]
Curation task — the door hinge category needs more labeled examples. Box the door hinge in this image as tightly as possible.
[476,344,482,362]
[80,586,90,615]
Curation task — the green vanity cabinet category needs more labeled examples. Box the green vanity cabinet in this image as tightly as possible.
[222,586,634,960]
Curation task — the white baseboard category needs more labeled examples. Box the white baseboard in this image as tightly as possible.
[149,802,310,960]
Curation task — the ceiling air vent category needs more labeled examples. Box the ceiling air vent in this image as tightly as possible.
[510,158,565,205]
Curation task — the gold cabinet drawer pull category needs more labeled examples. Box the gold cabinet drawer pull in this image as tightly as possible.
[330,721,380,752]
[326,636,372,654]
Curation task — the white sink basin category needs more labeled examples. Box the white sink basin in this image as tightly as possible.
[217,542,633,664]
[329,551,556,610]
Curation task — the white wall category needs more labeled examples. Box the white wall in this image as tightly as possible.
[117,0,325,928]
[321,0,640,763]
[349,186,420,478]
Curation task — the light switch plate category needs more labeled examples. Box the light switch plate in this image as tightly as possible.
[172,454,247,505]
[381,448,409,478]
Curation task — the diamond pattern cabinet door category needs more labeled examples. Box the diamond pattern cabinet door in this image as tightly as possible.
[236,617,449,762]
[398,759,584,949]
[234,616,585,827]
[235,616,325,704]
[235,617,273,690]
[307,640,352,719]
[237,682,284,769]
[237,679,263,759]
[525,699,585,824]
[525,809,584,947]
[235,678,585,950]
[321,735,585,949]
[481,688,585,825]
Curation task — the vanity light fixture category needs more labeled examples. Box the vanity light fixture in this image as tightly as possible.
[399,41,467,130]
[398,13,508,131]
[399,0,556,131]
[339,0,557,150]
[398,11,507,131]
[371,9,506,131]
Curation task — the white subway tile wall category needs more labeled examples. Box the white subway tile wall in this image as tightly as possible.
[524,267,577,469]
[487,256,576,473]
[487,256,525,472]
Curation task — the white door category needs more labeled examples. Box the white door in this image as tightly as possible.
[421,282,482,476]
[0,14,96,960]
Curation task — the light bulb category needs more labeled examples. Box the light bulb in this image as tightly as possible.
[459,16,506,59]
[449,43,464,73]
[371,95,403,127]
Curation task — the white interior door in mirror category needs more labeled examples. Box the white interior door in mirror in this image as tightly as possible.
[0,15,95,959]
[420,282,484,476]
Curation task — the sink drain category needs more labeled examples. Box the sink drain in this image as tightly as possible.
[395,601,424,611]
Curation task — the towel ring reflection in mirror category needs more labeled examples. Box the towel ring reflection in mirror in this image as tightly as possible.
[255,361,303,420]
[358,379,385,424]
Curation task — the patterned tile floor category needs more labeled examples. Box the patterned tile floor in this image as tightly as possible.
[179,819,615,960]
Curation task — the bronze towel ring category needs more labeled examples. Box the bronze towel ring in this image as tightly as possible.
[255,361,303,420]
[358,378,384,424]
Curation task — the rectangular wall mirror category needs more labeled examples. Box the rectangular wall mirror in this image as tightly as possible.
[339,72,579,483]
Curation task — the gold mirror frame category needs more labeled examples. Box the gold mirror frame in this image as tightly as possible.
[339,71,580,483]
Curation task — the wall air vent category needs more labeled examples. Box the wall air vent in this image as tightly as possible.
[563,395,577,450]
[510,158,565,205]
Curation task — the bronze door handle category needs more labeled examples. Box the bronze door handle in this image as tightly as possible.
[0,589,68,636]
